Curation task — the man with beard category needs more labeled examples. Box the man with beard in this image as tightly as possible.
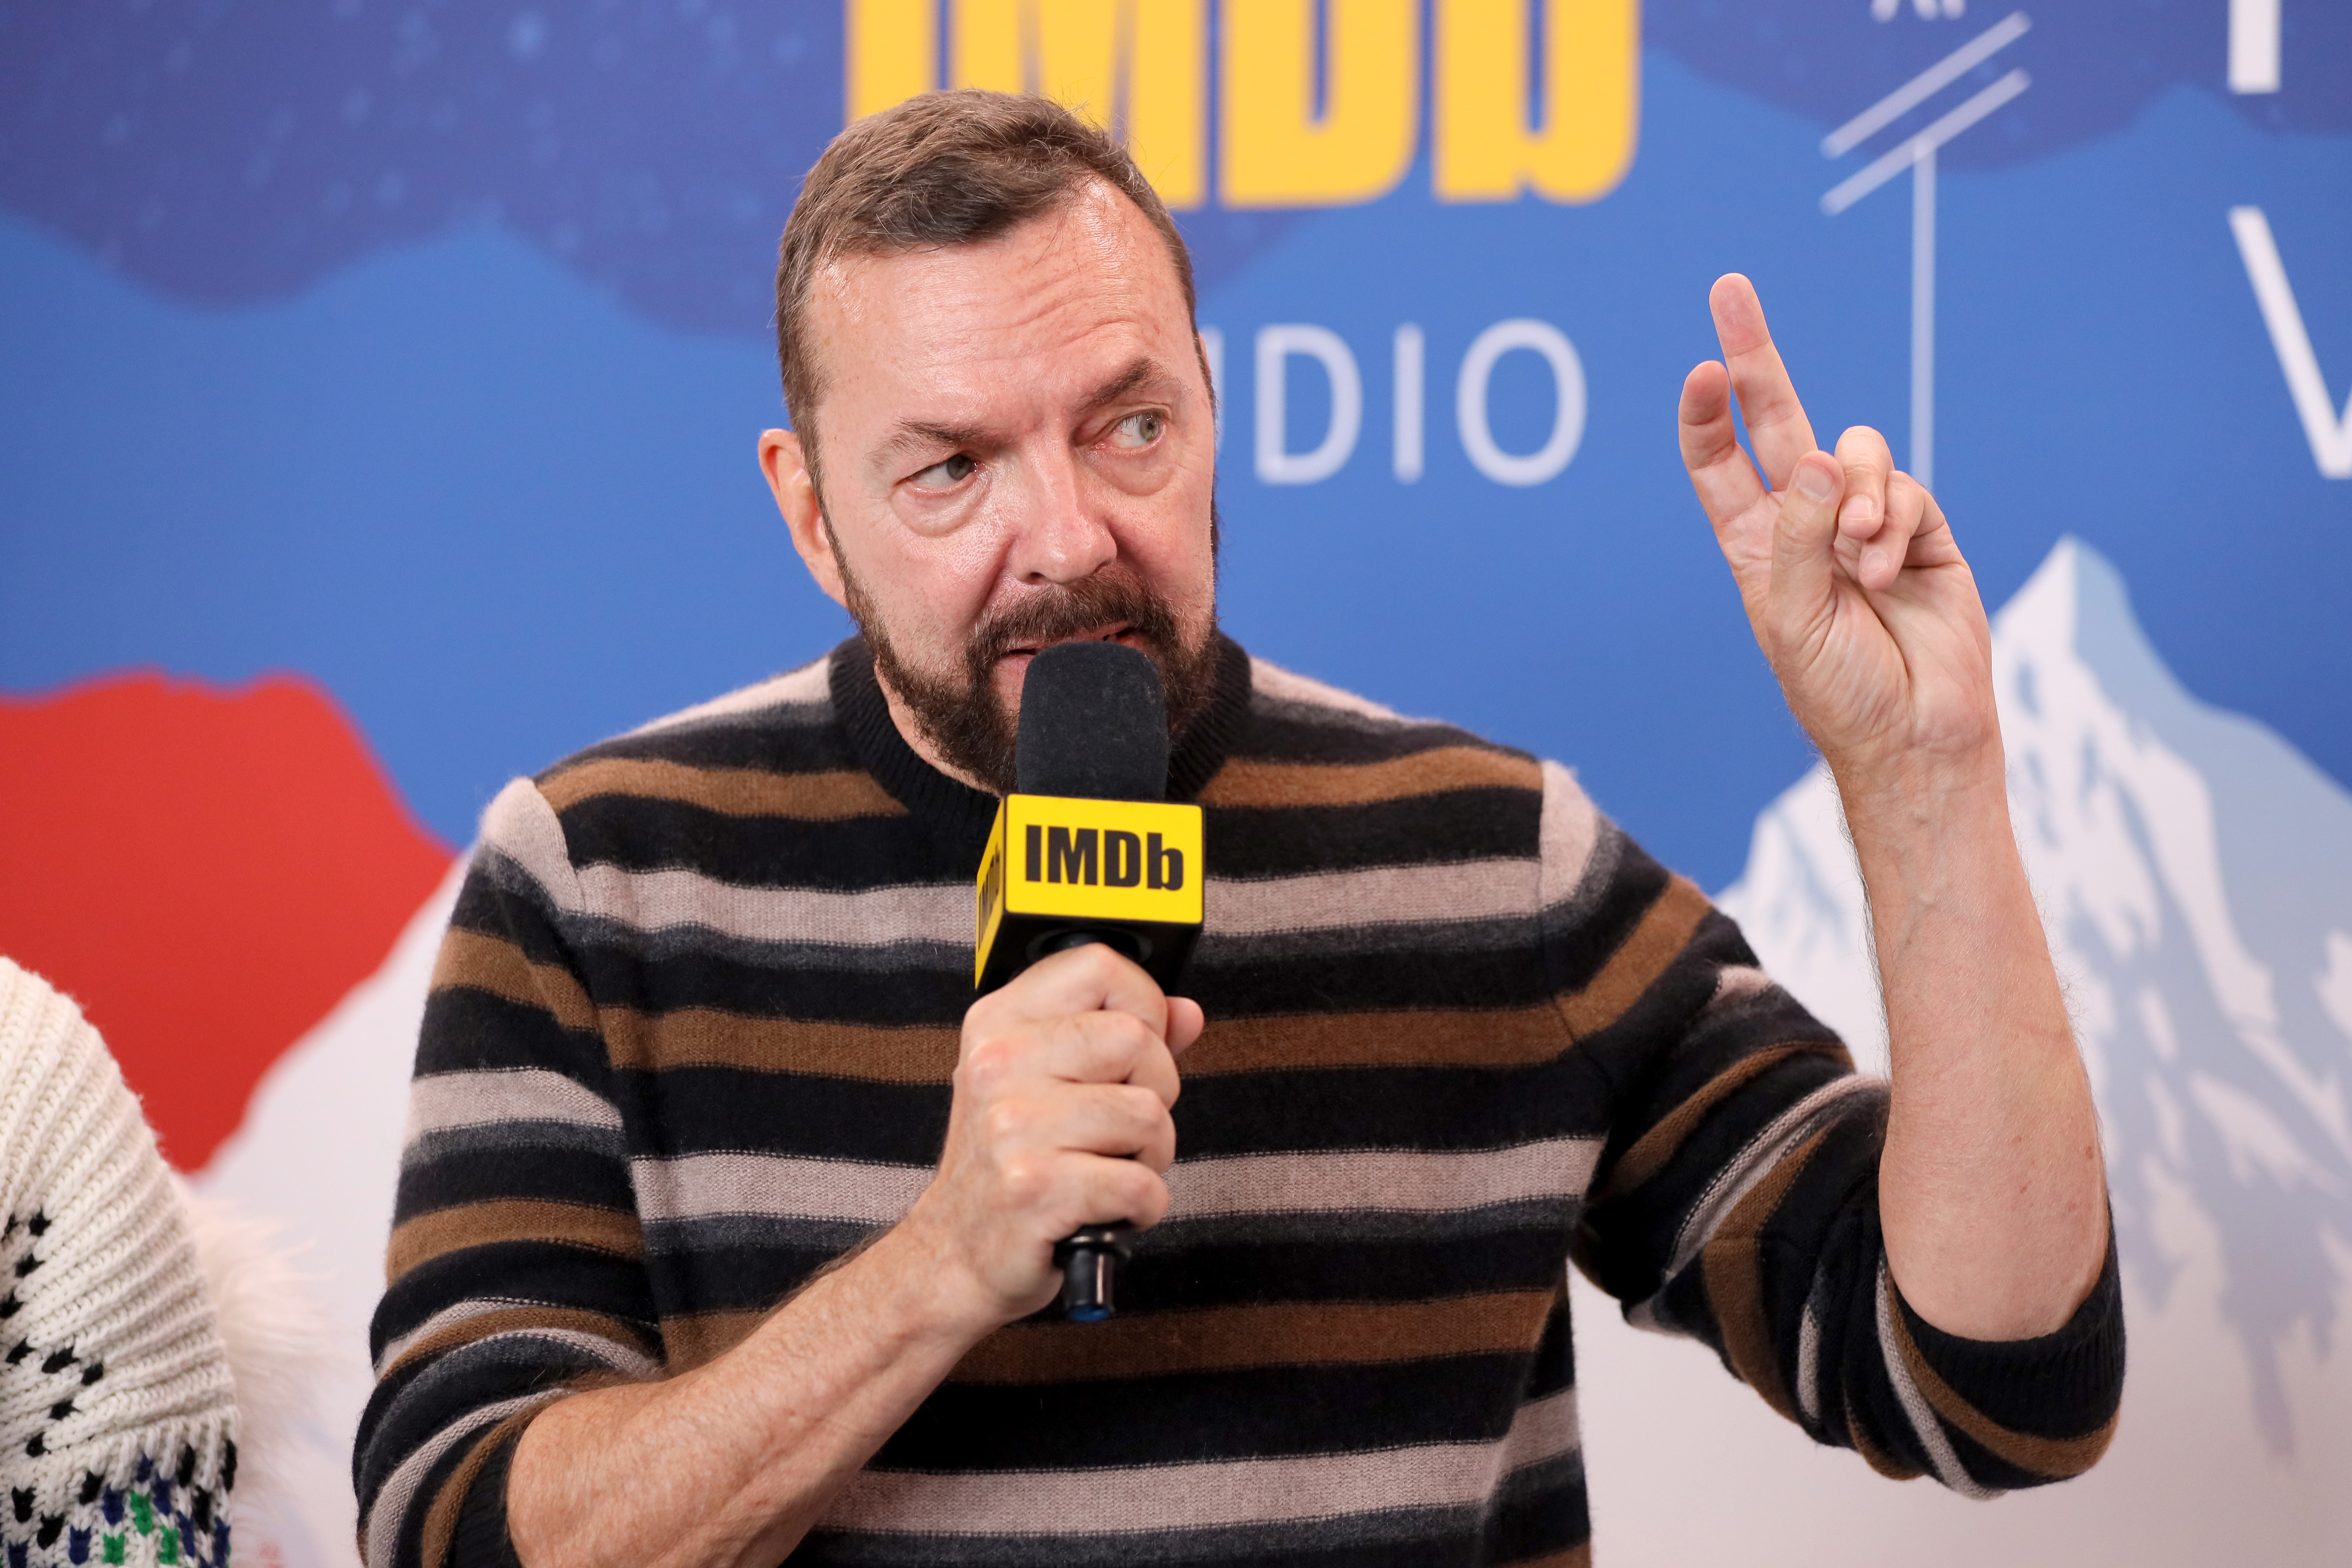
[357,91,2121,1568]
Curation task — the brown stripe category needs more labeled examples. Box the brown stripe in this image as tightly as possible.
[432,928,599,1034]
[1199,747,1541,809]
[418,1405,543,1568]
[539,758,905,820]
[384,1305,651,1380]
[1885,1291,2119,1478]
[1601,1044,1833,1200]
[600,1006,960,1081]
[387,1199,643,1283]
[1183,1005,1573,1075]
[1701,1124,1834,1425]
[1846,1385,1925,1479]
[947,1290,1556,1385]
[1555,876,1713,1037]
[662,1309,770,1374]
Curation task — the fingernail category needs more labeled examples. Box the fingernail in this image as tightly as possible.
[1793,462,1834,502]
[1839,496,1876,529]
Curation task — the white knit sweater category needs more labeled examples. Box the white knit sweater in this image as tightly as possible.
[0,957,238,1566]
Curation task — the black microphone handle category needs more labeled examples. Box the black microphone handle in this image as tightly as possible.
[1034,928,1142,1322]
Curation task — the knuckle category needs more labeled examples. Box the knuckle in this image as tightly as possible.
[980,1097,1032,1147]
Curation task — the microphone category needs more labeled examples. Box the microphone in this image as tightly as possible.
[973,641,1205,1322]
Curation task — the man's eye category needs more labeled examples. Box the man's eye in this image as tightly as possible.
[1110,411,1165,449]
[911,454,976,489]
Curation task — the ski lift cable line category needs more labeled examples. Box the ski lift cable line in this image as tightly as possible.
[1821,10,2032,159]
[1821,69,2031,216]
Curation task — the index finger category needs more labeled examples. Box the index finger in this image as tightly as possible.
[984,942,1172,1037]
[1709,274,1818,490]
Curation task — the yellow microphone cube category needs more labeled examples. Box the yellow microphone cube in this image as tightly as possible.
[975,793,1205,993]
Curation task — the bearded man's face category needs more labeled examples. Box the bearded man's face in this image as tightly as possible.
[760,177,1221,794]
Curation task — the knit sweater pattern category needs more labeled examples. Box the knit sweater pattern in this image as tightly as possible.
[356,636,2123,1568]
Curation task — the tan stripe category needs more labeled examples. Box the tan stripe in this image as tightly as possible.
[570,865,969,945]
[431,927,599,1033]
[1168,1138,1603,1220]
[1537,759,1602,904]
[633,1151,930,1226]
[822,1385,1578,1535]
[1247,658,1407,723]
[1555,875,1714,1037]
[539,758,905,820]
[1701,1124,1834,1425]
[627,657,832,735]
[382,1304,648,1380]
[1884,1291,2118,1478]
[1184,1005,1573,1075]
[407,1068,621,1142]
[418,1405,542,1568]
[1845,1384,1925,1479]
[1601,1044,1825,1201]
[600,1006,960,1080]
[628,1139,1602,1230]
[1207,858,1539,938]
[387,1199,642,1283]
[949,1290,1557,1384]
[1200,747,1541,809]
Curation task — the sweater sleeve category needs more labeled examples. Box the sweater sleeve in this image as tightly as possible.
[354,779,662,1567]
[1535,762,2123,1495]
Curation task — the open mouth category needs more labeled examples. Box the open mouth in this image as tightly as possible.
[1000,624,1139,666]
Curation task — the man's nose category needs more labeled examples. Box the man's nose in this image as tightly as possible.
[1003,444,1116,585]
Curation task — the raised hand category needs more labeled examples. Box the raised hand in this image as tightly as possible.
[1678,274,1997,792]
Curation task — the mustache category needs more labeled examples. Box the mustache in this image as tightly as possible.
[962,571,1184,678]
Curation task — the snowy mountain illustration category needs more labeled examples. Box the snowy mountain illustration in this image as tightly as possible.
[1720,537,2352,1454]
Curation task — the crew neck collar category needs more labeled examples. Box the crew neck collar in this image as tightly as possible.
[830,631,1253,862]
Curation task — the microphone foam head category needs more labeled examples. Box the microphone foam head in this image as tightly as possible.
[1015,641,1169,802]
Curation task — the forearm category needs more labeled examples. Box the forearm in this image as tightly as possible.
[1841,749,2109,1342]
[506,1222,992,1568]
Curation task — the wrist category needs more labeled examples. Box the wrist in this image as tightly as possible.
[858,1206,1018,1347]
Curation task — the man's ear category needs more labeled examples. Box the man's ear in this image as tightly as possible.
[760,427,848,609]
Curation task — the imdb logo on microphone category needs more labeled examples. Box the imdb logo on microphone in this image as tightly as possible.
[976,794,1205,992]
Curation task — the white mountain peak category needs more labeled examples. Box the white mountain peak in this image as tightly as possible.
[1719,536,2352,1452]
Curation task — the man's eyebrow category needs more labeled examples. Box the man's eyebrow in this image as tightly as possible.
[875,419,991,470]
[1076,356,1179,416]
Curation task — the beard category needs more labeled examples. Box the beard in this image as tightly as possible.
[838,552,1221,797]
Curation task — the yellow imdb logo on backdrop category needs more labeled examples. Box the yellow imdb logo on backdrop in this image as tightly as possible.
[847,0,1641,210]
[975,794,1205,992]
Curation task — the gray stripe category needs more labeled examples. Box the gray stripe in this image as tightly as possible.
[821,1385,1578,1536]
[1537,759,1602,911]
[408,1068,622,1140]
[1152,1196,1579,1252]
[402,1118,625,1172]
[1193,913,1531,966]
[644,1213,881,1258]
[1665,1075,1883,1278]
[1876,1263,2000,1499]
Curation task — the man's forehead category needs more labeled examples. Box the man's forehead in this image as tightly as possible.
[807,184,1192,411]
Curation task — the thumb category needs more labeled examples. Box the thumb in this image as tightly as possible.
[1769,451,1845,662]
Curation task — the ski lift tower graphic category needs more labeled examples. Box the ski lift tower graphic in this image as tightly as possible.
[1822,12,2032,492]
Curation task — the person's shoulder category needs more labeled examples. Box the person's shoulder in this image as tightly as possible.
[521,644,890,823]
[1224,653,1546,795]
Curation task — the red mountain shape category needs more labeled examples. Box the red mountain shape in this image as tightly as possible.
[0,671,454,1169]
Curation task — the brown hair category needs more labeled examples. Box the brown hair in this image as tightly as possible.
[773,89,1199,473]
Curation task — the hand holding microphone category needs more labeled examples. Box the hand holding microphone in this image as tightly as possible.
[902,643,1207,1331]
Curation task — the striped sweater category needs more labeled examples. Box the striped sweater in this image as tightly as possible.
[357,634,2123,1567]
